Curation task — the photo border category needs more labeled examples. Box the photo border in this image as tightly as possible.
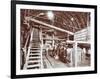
[11,0,97,78]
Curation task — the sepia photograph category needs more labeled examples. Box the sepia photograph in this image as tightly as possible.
[20,9,91,70]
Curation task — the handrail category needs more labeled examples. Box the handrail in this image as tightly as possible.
[22,34,30,60]
[23,28,32,49]
[23,28,34,69]
[22,28,32,67]
[24,33,30,50]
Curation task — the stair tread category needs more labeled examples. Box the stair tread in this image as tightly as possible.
[27,64,40,68]
[30,50,40,52]
[29,53,40,55]
[28,60,41,63]
[29,56,41,59]
[27,66,40,69]
[30,48,41,50]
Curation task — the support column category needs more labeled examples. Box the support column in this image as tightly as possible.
[52,34,55,47]
[74,42,78,67]
[69,48,73,67]
[73,42,78,67]
[40,29,43,69]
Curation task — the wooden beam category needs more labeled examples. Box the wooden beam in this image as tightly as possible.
[29,17,74,35]
[43,38,65,41]
[66,40,90,44]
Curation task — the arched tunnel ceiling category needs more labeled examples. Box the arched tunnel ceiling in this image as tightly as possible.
[21,9,90,34]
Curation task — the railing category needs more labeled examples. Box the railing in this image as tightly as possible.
[23,28,34,69]
[21,31,31,69]
[21,28,31,68]
[22,34,30,63]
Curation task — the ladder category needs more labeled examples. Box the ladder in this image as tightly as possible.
[24,28,43,69]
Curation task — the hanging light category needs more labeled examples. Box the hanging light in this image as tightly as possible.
[71,17,74,21]
[47,11,54,20]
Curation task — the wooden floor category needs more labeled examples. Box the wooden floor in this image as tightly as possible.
[43,54,90,68]
[43,55,70,68]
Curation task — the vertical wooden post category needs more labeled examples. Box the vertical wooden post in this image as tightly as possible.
[74,42,78,67]
[52,34,55,47]
[72,42,78,67]
[70,48,73,67]
[40,28,43,69]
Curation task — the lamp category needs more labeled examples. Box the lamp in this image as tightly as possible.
[71,17,74,21]
[47,11,54,20]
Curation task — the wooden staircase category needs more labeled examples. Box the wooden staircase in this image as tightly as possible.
[24,28,43,69]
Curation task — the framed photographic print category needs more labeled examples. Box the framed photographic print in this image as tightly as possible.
[11,0,97,78]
